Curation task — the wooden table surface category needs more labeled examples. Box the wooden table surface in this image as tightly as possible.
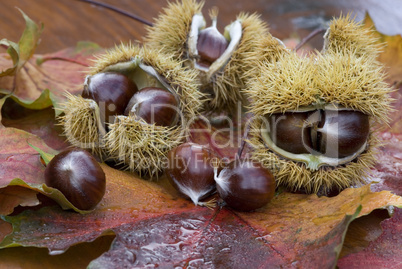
[0,0,389,54]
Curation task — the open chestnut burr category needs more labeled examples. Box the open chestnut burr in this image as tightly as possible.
[263,108,370,169]
[60,44,204,178]
[245,15,393,193]
[145,0,285,112]
[195,8,229,68]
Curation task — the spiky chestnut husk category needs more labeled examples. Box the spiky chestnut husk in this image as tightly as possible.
[61,44,204,178]
[103,45,203,178]
[59,93,107,157]
[106,115,185,177]
[145,0,273,113]
[248,117,380,193]
[322,14,382,57]
[91,44,204,118]
[245,16,393,194]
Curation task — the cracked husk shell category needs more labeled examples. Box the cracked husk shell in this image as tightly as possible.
[59,93,107,157]
[246,15,393,193]
[145,0,274,112]
[60,44,204,178]
[106,116,185,177]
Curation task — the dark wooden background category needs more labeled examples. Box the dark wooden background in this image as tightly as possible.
[1,0,397,54]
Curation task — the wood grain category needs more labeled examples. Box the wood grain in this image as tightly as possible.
[0,0,366,54]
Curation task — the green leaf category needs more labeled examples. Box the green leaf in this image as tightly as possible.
[16,8,44,69]
[0,9,43,78]
[0,95,7,123]
[27,141,55,165]
[9,88,53,110]
[0,39,19,77]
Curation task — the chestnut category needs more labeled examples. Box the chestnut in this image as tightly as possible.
[82,72,138,125]
[214,160,275,212]
[268,110,369,158]
[317,110,370,158]
[269,112,313,154]
[196,11,228,67]
[197,24,228,67]
[166,142,219,207]
[124,87,179,127]
[44,148,106,210]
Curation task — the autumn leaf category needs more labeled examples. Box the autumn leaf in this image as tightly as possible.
[0,236,114,269]
[0,10,101,116]
[0,186,40,216]
[338,207,402,268]
[0,119,400,267]
[363,15,402,84]
[0,162,401,267]
[0,40,19,77]
[0,121,401,267]
[0,128,97,214]
[0,9,43,77]
[0,43,100,116]
[1,106,69,150]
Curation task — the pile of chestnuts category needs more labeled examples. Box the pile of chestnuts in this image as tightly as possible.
[61,45,203,178]
[54,0,393,215]
[81,72,138,127]
[165,142,276,211]
[82,72,179,129]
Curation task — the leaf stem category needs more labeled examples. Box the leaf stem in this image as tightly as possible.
[75,0,153,27]
[294,28,326,52]
[36,56,89,67]
[236,124,250,160]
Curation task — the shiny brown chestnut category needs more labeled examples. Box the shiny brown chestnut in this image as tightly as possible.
[268,110,370,158]
[124,87,179,127]
[82,72,138,125]
[317,110,370,158]
[197,21,228,66]
[166,142,219,206]
[214,160,275,211]
[269,112,312,154]
[44,148,106,210]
